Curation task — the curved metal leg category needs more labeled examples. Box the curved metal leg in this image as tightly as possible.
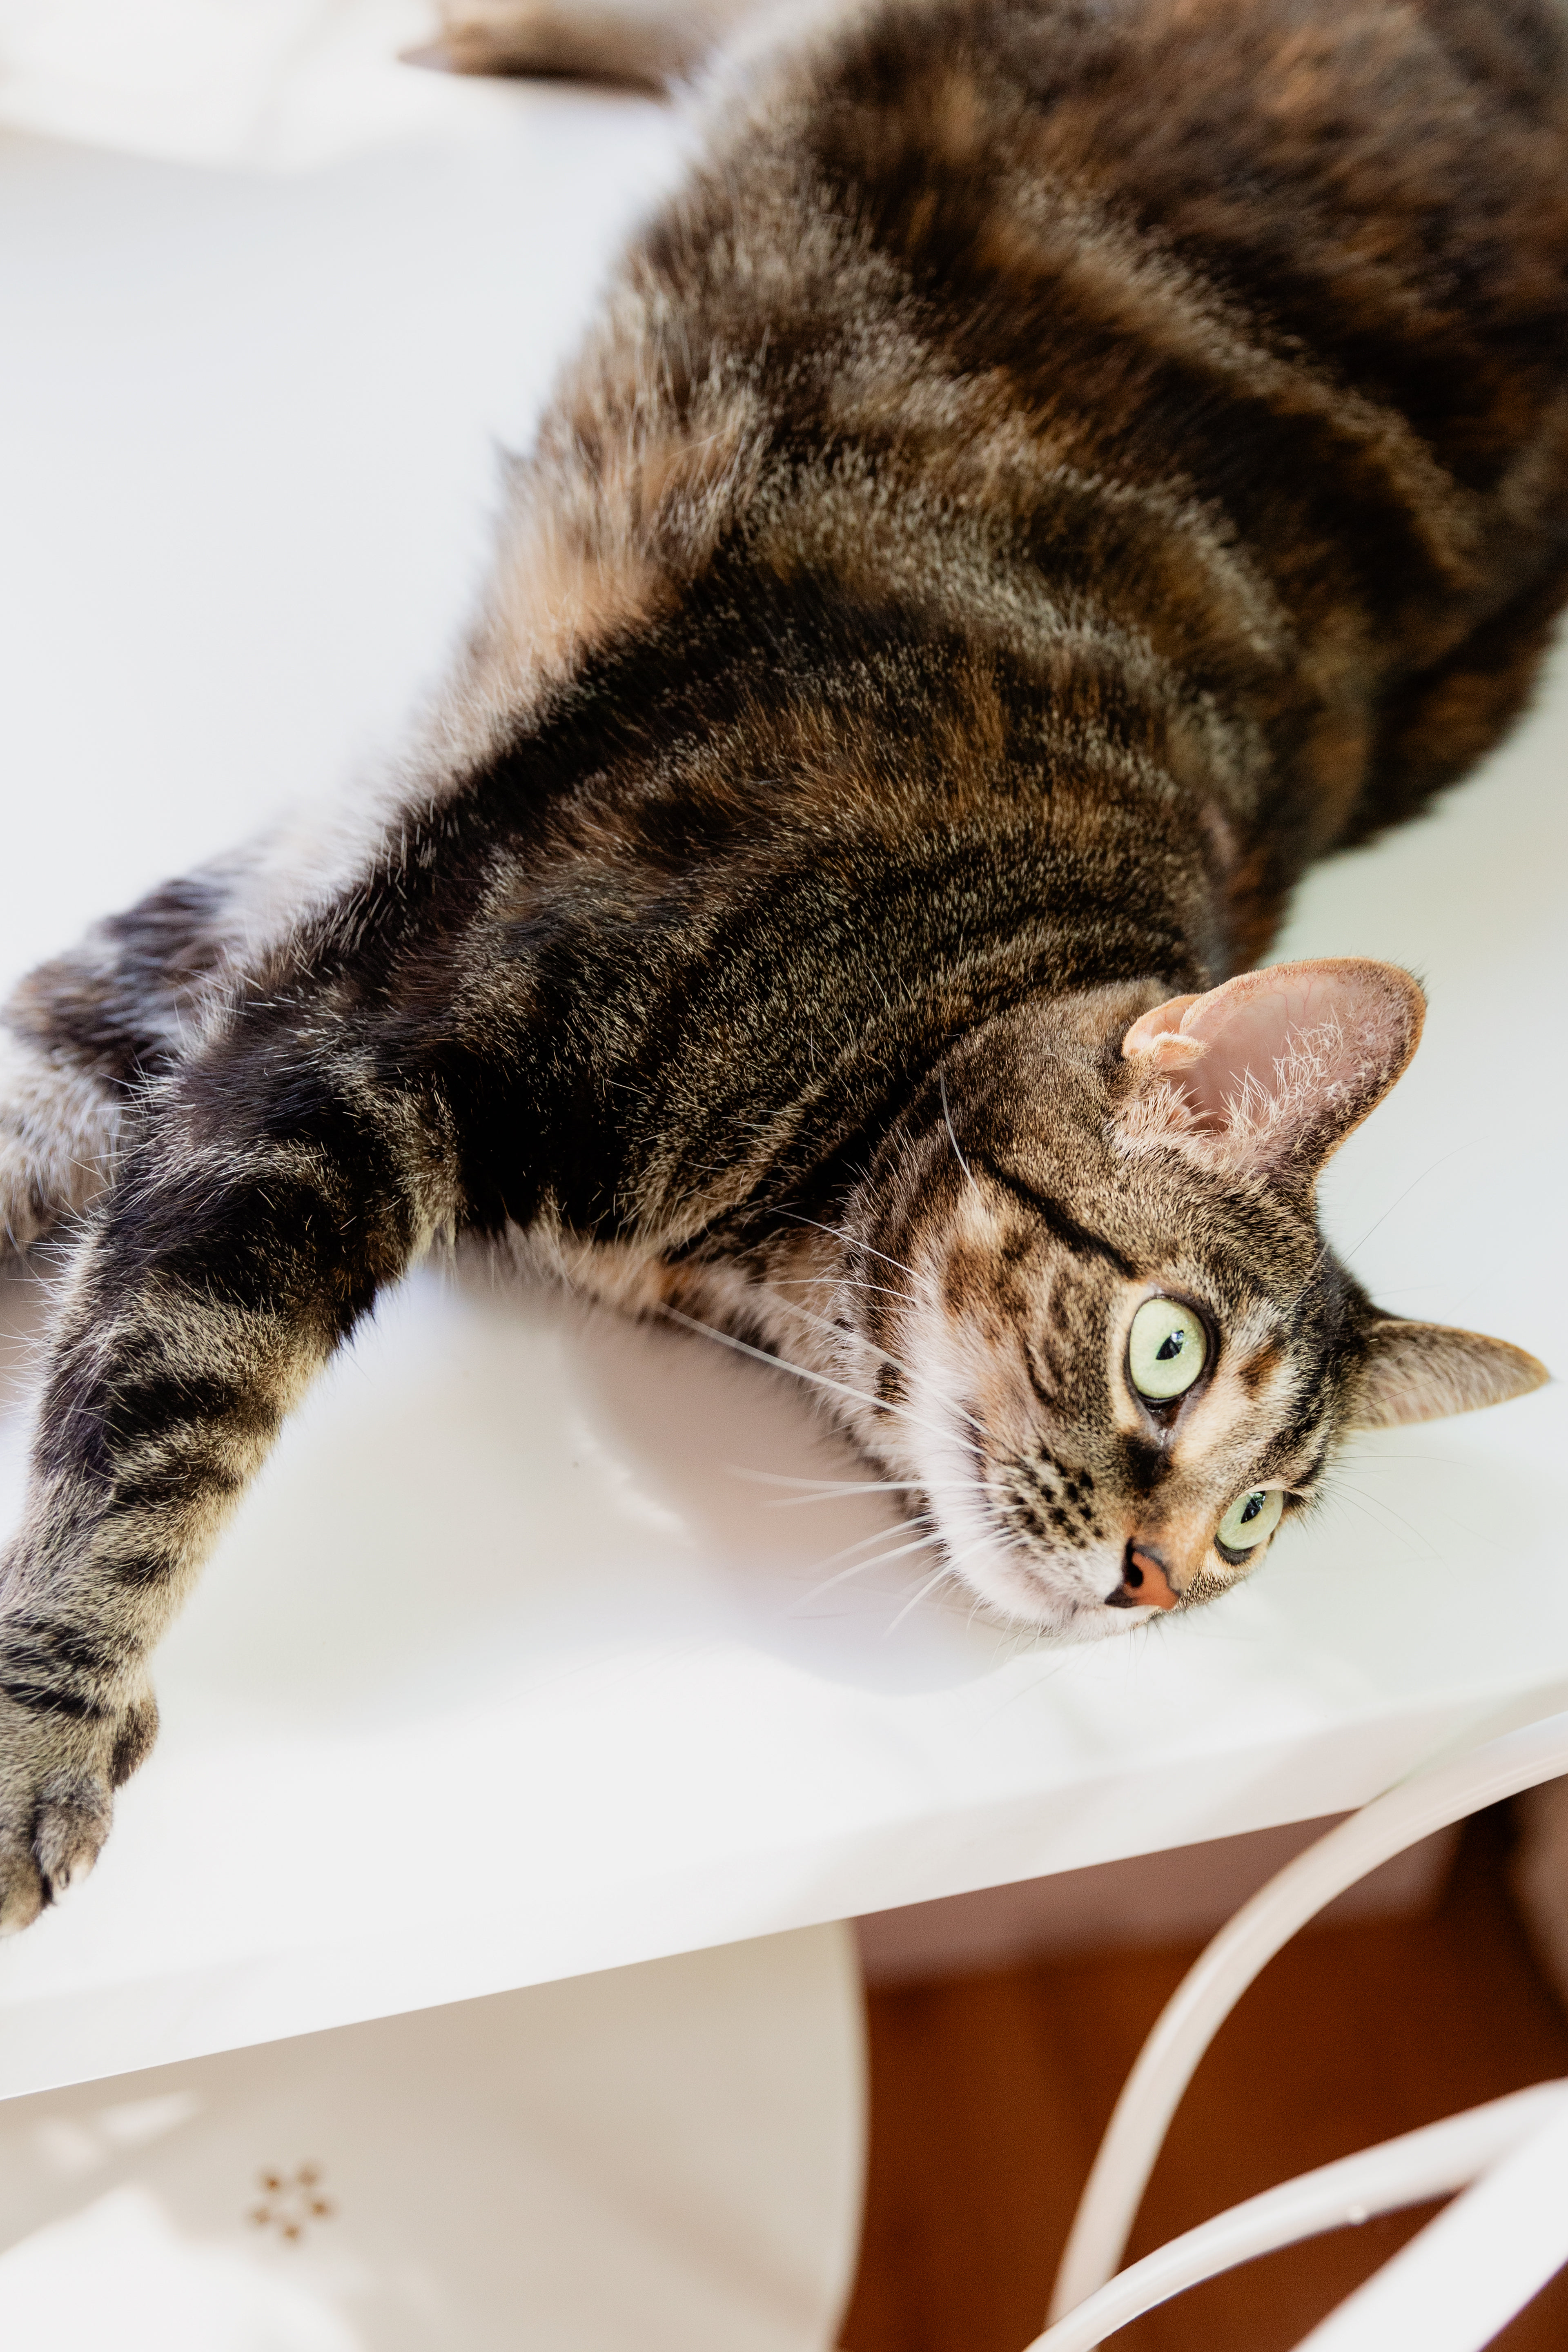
[1047,1707,1568,2324]
[1294,2097,1568,2352]
[1023,2081,1568,2352]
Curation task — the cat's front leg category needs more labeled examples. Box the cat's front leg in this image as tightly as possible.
[0,993,457,1931]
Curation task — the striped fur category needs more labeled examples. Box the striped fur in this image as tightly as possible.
[0,0,1564,1928]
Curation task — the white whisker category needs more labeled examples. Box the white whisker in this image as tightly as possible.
[728,1468,930,1492]
[771,1271,918,1310]
[1329,1479,1442,1561]
[877,1520,1009,1635]
[725,1466,976,1512]
[757,1284,990,1443]
[664,1306,960,1448]
[1339,1143,1477,1268]
[940,1070,979,1194]
[800,1515,938,1577]
[783,1214,920,1283]
[884,1560,956,1633]
[791,1530,942,1613]
[766,1482,973,1507]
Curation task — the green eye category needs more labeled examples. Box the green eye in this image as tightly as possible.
[1216,1487,1285,1559]
[1127,1298,1208,1401]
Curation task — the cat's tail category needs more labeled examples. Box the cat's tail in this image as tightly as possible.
[428,0,832,90]
[0,978,458,1931]
[430,0,742,85]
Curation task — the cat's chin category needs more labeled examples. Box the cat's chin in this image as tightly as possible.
[962,1562,1169,1645]
[921,1494,1163,1644]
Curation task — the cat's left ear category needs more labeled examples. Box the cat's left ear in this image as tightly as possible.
[1120,958,1425,1183]
[1352,1316,1549,1425]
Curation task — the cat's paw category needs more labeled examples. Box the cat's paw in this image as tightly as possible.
[0,1027,120,1258]
[0,1675,158,1933]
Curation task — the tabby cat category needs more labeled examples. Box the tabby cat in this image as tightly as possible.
[0,0,1563,1934]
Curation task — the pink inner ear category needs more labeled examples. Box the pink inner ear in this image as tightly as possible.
[1179,968,1354,1124]
[1123,960,1425,1137]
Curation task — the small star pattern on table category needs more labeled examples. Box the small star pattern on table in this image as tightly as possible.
[247,2163,335,2242]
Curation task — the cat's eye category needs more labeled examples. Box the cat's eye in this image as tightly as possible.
[1127,1297,1208,1402]
[1215,1487,1285,1562]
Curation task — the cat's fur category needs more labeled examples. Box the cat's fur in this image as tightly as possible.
[0,0,1564,1933]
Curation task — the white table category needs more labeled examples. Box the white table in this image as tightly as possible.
[0,1927,864,2352]
[2,46,1566,2108]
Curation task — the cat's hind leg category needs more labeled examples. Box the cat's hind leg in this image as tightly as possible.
[0,1029,122,1264]
[0,869,244,1259]
[0,809,376,1260]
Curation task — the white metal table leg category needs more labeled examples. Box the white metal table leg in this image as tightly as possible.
[1049,1708,1568,2324]
[1292,2098,1568,2352]
[1023,2082,1568,2352]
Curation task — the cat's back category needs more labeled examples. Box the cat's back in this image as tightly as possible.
[542,0,1568,875]
[453,0,1568,979]
[718,0,1568,533]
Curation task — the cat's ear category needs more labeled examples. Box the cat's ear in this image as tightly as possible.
[1120,958,1425,1182]
[1352,1316,1549,1425]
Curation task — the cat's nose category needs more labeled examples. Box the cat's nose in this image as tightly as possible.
[1105,1540,1179,1611]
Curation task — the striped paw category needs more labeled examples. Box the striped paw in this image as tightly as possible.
[0,1677,158,1935]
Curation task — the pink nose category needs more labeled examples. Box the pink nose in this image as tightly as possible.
[1118,1543,1178,1611]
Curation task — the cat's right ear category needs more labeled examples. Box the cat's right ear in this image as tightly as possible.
[1352,1316,1548,1425]
[1117,958,1425,1186]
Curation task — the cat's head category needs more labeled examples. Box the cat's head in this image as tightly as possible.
[835,959,1546,1637]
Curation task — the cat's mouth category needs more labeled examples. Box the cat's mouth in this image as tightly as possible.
[917,1465,1152,1638]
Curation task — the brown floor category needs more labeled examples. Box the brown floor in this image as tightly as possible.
[840,1807,1568,2352]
